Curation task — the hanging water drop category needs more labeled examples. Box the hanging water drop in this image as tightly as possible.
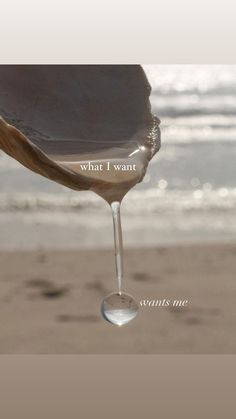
[101,292,139,326]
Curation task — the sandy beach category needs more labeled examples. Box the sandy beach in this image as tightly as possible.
[0,243,235,354]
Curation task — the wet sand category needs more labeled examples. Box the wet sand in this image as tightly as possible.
[0,243,236,354]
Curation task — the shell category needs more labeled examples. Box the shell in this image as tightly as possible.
[0,65,160,192]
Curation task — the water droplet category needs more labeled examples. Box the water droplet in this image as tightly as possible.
[101,292,139,326]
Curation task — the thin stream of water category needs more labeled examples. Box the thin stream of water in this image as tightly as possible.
[111,201,123,294]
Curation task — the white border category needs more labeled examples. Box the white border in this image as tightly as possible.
[0,0,235,63]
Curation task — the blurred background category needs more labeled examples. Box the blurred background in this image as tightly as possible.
[0,65,236,249]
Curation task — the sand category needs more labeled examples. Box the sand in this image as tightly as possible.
[0,243,236,354]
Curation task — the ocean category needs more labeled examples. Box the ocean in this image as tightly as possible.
[0,65,236,249]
